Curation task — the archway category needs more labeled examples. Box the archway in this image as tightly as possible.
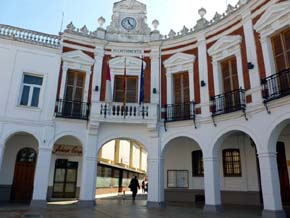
[212,130,262,206]
[47,135,83,201]
[162,136,204,205]
[0,132,39,202]
[96,138,148,200]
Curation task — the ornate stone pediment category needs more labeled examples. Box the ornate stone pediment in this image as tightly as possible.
[208,35,242,57]
[113,0,146,13]
[62,50,94,66]
[254,1,290,35]
[109,56,146,71]
[164,53,195,69]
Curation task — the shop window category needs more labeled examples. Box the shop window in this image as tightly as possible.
[20,74,43,107]
[223,149,242,177]
[167,170,189,188]
[271,28,290,73]
[192,150,204,177]
[114,75,138,103]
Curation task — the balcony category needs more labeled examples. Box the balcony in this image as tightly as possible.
[55,99,90,120]
[92,102,158,125]
[210,89,246,124]
[261,68,290,103]
[164,101,196,130]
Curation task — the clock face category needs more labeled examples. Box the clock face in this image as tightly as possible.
[121,17,137,31]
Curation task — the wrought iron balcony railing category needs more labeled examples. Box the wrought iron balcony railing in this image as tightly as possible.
[55,99,90,120]
[164,101,196,129]
[261,68,290,103]
[210,88,246,125]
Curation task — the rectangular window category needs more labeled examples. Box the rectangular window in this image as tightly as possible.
[223,149,242,177]
[113,75,138,103]
[167,170,188,188]
[271,28,290,73]
[192,150,204,177]
[20,74,43,107]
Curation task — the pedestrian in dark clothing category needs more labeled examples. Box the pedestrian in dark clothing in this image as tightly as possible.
[129,176,140,201]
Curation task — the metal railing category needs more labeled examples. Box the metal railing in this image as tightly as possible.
[55,99,90,120]
[164,101,195,122]
[211,88,246,118]
[261,68,290,103]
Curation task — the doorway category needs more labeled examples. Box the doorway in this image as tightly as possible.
[52,159,78,198]
[11,147,37,201]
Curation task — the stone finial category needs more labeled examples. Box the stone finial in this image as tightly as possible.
[80,25,89,34]
[168,29,176,39]
[152,19,159,30]
[97,16,106,28]
[198,7,207,18]
[180,26,189,35]
[194,7,209,31]
[66,22,75,32]
[213,12,222,22]
[226,4,235,14]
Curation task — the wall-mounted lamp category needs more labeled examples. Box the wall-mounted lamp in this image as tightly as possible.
[95,85,99,92]
[247,62,254,70]
[152,88,157,94]
[200,80,206,87]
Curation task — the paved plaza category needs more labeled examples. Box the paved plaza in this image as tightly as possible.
[1,195,288,218]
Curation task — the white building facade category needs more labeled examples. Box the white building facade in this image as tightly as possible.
[0,0,290,218]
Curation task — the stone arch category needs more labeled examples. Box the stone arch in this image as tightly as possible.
[265,112,290,153]
[48,131,86,149]
[208,124,261,157]
[3,130,41,148]
[161,132,204,156]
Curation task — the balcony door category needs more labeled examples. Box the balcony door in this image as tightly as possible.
[63,70,85,117]
[173,72,190,119]
[113,76,138,103]
[221,57,240,111]
[271,28,290,95]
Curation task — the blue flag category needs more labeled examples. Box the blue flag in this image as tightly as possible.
[139,57,144,105]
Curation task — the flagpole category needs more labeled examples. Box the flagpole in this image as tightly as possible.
[123,57,127,118]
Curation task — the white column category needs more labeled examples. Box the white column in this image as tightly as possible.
[188,69,195,101]
[197,34,210,116]
[150,48,161,104]
[213,61,221,95]
[91,46,104,102]
[261,37,275,77]
[30,147,52,208]
[258,152,286,218]
[147,156,165,207]
[79,134,98,206]
[83,70,91,103]
[59,64,68,99]
[236,52,245,89]
[242,12,263,104]
[166,73,173,104]
[203,156,222,212]
[0,143,4,171]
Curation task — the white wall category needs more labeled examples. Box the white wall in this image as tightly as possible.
[0,39,61,122]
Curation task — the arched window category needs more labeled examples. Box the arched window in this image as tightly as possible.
[16,147,37,163]
[192,150,204,177]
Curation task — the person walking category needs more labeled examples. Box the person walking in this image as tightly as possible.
[129,176,140,201]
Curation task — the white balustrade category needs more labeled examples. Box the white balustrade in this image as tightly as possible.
[0,24,59,48]
[93,102,158,123]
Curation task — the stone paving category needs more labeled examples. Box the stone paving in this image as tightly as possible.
[0,196,288,218]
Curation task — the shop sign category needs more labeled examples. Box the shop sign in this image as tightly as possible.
[53,144,82,156]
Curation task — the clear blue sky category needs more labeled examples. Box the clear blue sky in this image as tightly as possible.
[0,0,238,35]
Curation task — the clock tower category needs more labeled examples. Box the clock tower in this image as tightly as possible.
[106,0,151,42]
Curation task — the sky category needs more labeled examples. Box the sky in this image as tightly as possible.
[0,0,239,36]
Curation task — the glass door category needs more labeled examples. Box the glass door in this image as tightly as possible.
[52,159,78,198]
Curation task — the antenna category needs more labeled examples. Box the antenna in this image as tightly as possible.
[59,11,64,33]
